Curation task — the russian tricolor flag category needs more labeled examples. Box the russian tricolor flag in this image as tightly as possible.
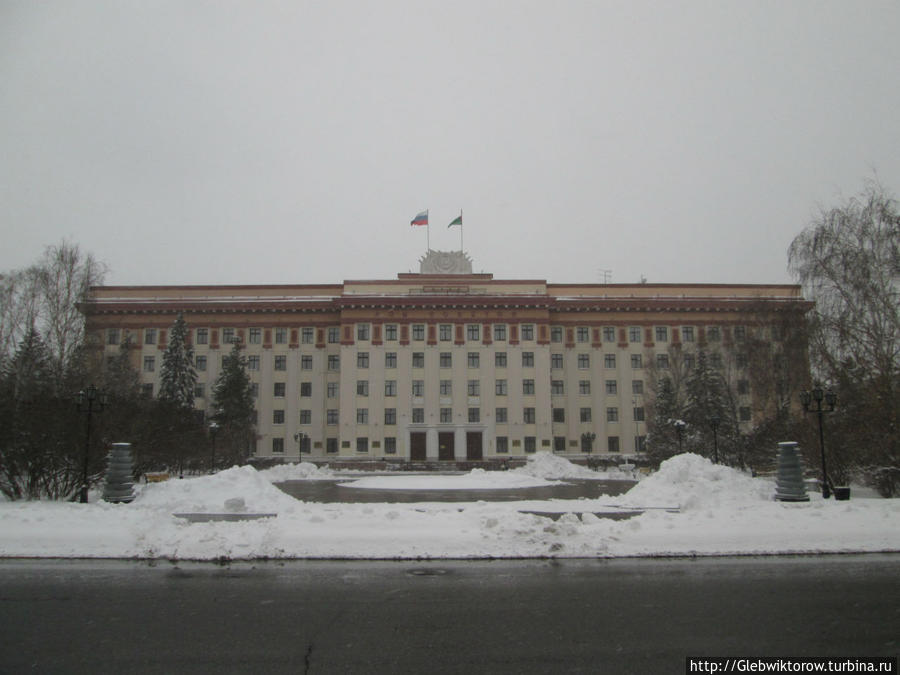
[410,210,428,226]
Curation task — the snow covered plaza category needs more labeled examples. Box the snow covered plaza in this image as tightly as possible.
[1,453,897,560]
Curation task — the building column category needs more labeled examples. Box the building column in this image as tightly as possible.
[426,427,439,461]
[454,427,466,460]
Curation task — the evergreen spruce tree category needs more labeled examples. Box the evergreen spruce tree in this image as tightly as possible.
[159,314,197,409]
[647,376,683,464]
[211,340,256,465]
[683,350,736,462]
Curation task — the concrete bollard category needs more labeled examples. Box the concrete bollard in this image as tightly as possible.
[774,441,809,502]
[103,442,135,504]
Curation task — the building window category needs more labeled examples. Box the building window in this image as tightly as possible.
[384,408,396,425]
[247,355,260,371]
[327,409,339,425]
[467,324,480,341]
[385,352,397,368]
[107,328,120,346]
[141,383,153,398]
[633,407,645,422]
[522,379,535,395]
[771,325,782,341]
[440,352,452,368]
[468,408,480,423]
[736,353,749,369]
[384,437,397,454]
[300,382,312,397]
[656,354,670,369]
[301,355,312,370]
[605,379,617,395]
[384,324,398,341]
[467,379,480,396]
[274,382,286,397]
[707,326,721,342]
[250,383,258,398]
[605,354,617,369]
[740,406,752,421]
[522,351,534,367]
[552,408,565,423]
[495,352,507,368]
[439,324,452,341]
[440,379,452,396]
[554,436,567,452]
[273,410,285,424]
[356,408,368,424]
[357,324,370,341]
[635,436,647,452]
[249,328,262,344]
[273,438,284,454]
[412,408,424,423]
[495,407,508,423]
[630,354,642,369]
[494,325,506,341]
[551,380,564,396]
[524,436,536,453]
[681,326,694,342]
[577,354,590,370]
[412,380,425,397]
[356,380,369,396]
[655,326,668,342]
[301,327,314,344]
[412,352,425,368]
[412,324,425,341]
[274,355,287,371]
[607,407,619,422]
[579,380,591,395]
[684,353,695,370]
[357,352,369,369]
[734,325,746,342]
[327,326,340,344]
[440,408,452,424]
[603,326,616,342]
[144,328,157,345]
[523,407,536,424]
[710,352,723,369]
[632,380,644,395]
[196,328,208,345]
[194,384,205,399]
[326,438,338,454]
[274,328,287,344]
[629,327,641,343]
[738,379,750,395]
[577,326,590,343]
[143,356,155,372]
[385,380,397,397]
[521,324,534,341]
[327,382,339,398]
[356,438,369,453]
[608,436,620,453]
[222,328,235,344]
[468,352,480,368]
[495,379,507,396]
[196,355,207,371]
[496,437,508,454]
[551,353,564,369]
[299,409,312,425]
[580,407,592,423]
[551,326,563,343]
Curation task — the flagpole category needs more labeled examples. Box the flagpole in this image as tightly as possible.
[427,210,431,251]
[459,210,463,252]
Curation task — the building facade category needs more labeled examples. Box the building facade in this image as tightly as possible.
[81,253,811,462]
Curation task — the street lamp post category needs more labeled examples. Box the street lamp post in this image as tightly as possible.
[673,420,686,454]
[708,415,721,464]
[209,421,219,474]
[294,431,307,459]
[75,385,108,503]
[800,388,837,498]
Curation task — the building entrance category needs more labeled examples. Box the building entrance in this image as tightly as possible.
[466,432,483,460]
[438,432,454,461]
[410,432,426,461]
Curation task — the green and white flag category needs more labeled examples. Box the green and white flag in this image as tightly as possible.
[448,214,462,228]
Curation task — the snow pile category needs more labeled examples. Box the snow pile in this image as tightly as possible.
[511,452,607,480]
[259,462,336,482]
[339,469,558,491]
[134,465,299,514]
[619,453,771,510]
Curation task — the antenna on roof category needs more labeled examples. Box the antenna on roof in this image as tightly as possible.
[598,269,612,284]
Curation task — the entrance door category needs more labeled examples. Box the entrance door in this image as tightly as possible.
[466,432,483,460]
[438,432,454,461]
[410,432,427,461]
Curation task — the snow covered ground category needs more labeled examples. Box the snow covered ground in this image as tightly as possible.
[0,453,896,560]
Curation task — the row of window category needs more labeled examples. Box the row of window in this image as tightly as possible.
[269,435,641,455]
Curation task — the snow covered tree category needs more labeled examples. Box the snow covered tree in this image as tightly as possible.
[158,314,197,409]
[211,340,256,465]
[646,376,684,464]
[682,350,737,463]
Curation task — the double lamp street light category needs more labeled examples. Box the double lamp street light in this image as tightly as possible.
[800,388,837,498]
[75,385,108,503]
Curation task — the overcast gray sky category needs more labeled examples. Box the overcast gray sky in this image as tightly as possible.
[2,1,899,287]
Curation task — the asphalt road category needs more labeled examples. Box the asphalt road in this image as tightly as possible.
[1,556,897,674]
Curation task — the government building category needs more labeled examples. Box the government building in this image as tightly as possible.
[80,251,811,463]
